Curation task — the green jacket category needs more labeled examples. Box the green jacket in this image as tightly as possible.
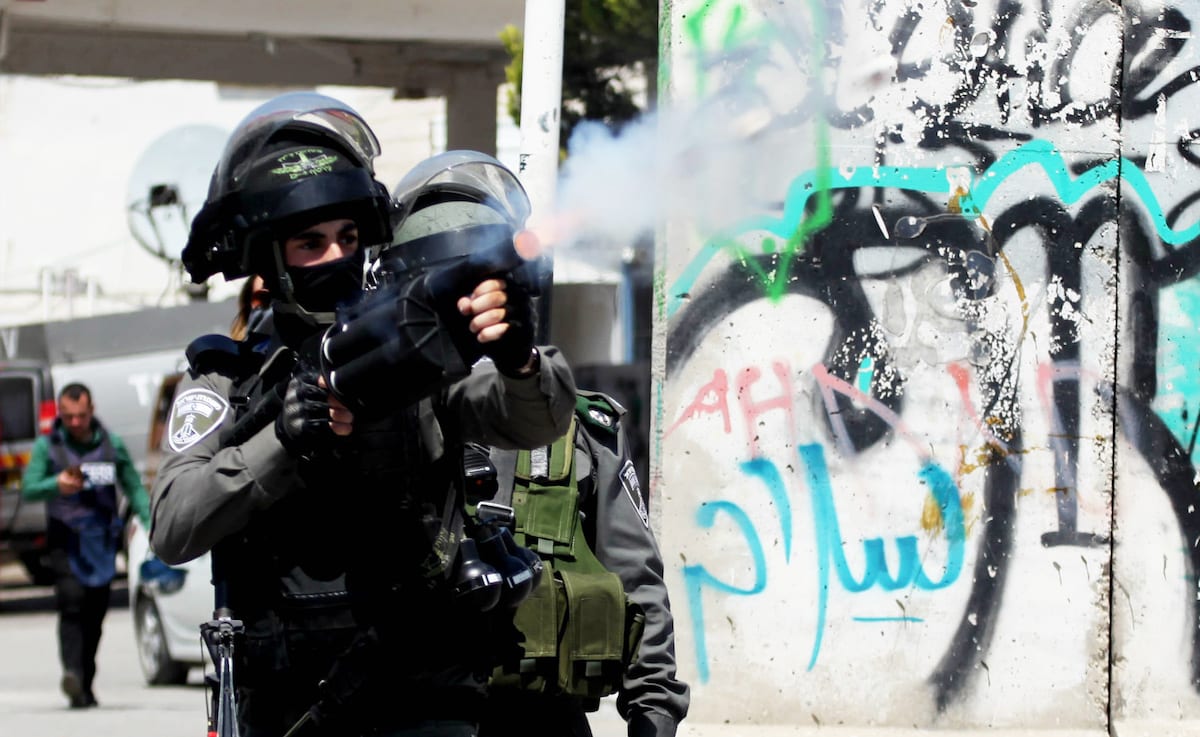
[22,424,152,528]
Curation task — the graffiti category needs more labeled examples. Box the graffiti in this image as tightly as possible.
[681,0,1194,136]
[665,186,1148,707]
[670,354,975,669]
[661,0,1200,721]
[669,139,1200,311]
[681,442,965,682]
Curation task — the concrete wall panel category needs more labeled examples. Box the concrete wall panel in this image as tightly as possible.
[652,0,1200,730]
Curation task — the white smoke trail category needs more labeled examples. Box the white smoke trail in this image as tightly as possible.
[543,101,781,271]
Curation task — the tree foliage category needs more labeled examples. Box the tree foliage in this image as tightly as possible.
[501,0,658,150]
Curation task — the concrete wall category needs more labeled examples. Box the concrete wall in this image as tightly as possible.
[654,0,1200,732]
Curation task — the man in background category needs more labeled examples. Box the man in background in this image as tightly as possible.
[21,382,151,708]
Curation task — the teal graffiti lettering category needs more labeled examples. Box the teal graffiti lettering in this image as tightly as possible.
[668,139,1200,316]
[1154,280,1200,461]
[683,499,767,684]
[800,443,964,669]
[685,448,966,682]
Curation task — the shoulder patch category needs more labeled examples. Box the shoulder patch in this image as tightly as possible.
[619,459,650,528]
[575,392,624,435]
[168,388,230,452]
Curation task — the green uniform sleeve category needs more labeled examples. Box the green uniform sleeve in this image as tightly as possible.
[110,434,152,528]
[20,436,60,501]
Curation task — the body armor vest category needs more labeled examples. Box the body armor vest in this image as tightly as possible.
[221,346,466,622]
[492,404,646,702]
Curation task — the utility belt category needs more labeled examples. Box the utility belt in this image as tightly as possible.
[490,417,645,700]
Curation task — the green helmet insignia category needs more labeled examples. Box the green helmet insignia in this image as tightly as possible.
[270,149,340,180]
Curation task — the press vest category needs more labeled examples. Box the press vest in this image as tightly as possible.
[45,419,122,586]
[45,420,118,528]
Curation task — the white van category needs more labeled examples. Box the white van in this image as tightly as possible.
[0,299,236,584]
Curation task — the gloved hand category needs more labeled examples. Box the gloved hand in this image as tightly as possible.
[275,367,343,454]
[628,711,677,737]
[484,276,536,376]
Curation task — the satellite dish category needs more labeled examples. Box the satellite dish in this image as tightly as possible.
[127,124,229,264]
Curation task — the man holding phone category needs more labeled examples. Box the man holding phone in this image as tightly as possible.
[21,383,151,708]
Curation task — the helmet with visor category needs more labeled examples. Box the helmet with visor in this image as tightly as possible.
[183,92,392,290]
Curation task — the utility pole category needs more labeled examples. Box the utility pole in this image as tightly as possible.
[517,0,564,342]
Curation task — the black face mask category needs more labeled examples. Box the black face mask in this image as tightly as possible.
[284,250,365,314]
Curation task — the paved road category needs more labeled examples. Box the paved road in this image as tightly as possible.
[0,562,626,737]
[0,575,207,737]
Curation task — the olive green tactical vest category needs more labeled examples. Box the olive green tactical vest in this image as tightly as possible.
[493,405,645,700]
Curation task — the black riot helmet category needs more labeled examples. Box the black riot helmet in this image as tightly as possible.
[378,150,532,282]
[182,92,392,300]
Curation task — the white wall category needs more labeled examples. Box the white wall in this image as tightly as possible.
[0,77,460,326]
[655,0,1200,732]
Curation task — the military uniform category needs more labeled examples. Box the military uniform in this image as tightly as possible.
[150,339,576,737]
[484,391,690,737]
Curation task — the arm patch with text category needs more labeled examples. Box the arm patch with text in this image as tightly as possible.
[167,388,230,452]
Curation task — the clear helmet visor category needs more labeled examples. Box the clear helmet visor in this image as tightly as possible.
[210,92,382,201]
[391,150,531,229]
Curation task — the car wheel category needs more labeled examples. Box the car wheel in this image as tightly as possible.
[134,596,189,686]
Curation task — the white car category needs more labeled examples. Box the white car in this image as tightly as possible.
[126,516,213,685]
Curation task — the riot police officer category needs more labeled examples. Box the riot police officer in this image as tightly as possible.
[385,151,689,737]
[150,93,576,737]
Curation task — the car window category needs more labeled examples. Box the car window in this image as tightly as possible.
[0,374,36,442]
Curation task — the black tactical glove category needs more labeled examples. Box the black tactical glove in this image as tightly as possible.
[275,367,335,455]
[484,277,537,377]
[628,711,677,737]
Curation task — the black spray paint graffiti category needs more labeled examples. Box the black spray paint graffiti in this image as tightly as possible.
[669,179,1200,709]
[667,2,1200,710]
[687,0,1199,164]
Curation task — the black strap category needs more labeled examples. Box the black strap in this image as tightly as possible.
[225,348,297,447]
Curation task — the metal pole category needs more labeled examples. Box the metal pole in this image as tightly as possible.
[517,0,564,342]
